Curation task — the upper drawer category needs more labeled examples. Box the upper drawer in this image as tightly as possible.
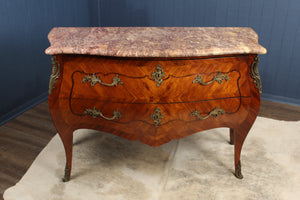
[60,55,252,102]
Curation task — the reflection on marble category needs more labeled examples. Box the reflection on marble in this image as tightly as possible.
[45,27,266,57]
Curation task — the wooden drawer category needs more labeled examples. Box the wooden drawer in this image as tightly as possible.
[69,98,241,127]
[60,55,252,102]
[63,96,249,146]
[70,70,241,103]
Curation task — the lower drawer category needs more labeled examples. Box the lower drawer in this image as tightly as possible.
[70,98,241,127]
[52,96,252,146]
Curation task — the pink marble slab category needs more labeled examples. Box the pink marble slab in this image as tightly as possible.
[45,27,267,57]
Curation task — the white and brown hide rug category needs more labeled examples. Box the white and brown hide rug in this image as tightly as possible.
[3,117,300,200]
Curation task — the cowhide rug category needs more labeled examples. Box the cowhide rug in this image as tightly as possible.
[3,117,300,200]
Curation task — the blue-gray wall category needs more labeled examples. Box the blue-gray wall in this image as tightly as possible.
[1,0,300,124]
[0,0,97,124]
[98,0,300,105]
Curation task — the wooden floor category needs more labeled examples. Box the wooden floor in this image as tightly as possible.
[1,100,300,199]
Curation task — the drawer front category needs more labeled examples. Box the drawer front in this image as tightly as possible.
[61,55,252,103]
[66,97,249,146]
[49,54,258,146]
[70,70,241,103]
[69,98,241,127]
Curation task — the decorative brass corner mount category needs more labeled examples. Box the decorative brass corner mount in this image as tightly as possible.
[192,71,229,85]
[190,106,225,120]
[151,107,163,126]
[250,56,262,94]
[49,56,60,94]
[151,65,165,87]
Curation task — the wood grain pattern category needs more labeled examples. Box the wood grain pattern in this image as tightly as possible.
[61,55,252,102]
[48,54,259,180]
[68,98,243,145]
[51,54,256,144]
[71,68,241,103]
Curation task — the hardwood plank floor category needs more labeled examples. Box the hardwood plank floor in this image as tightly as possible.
[0,100,300,199]
[259,100,300,121]
[0,101,56,199]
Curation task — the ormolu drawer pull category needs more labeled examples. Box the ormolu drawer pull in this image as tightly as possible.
[152,65,165,87]
[82,74,123,87]
[192,72,229,85]
[190,106,225,120]
[151,107,163,126]
[83,107,122,121]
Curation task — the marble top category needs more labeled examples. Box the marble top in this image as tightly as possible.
[45,27,267,57]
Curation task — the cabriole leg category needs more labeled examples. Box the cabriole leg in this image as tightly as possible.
[229,128,235,145]
[233,126,250,179]
[57,128,74,182]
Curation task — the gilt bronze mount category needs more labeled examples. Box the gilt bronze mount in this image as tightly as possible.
[83,107,122,121]
[250,56,262,94]
[49,56,60,94]
[152,65,165,87]
[192,72,229,86]
[82,74,123,87]
[190,106,225,120]
[151,107,163,126]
